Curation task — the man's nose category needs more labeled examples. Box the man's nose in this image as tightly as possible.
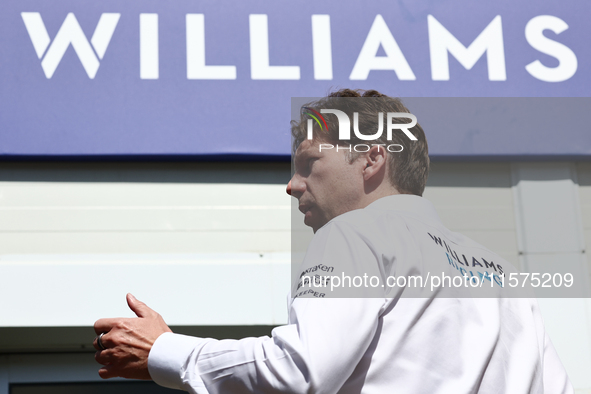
[287,176,304,197]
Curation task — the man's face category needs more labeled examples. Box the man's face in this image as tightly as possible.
[287,139,366,232]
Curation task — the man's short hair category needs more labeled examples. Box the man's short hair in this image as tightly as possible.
[291,89,430,196]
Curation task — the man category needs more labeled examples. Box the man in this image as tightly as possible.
[94,89,572,393]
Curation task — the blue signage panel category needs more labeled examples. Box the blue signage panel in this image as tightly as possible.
[0,0,589,158]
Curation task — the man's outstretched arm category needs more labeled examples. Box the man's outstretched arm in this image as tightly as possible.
[93,222,386,393]
[94,294,385,394]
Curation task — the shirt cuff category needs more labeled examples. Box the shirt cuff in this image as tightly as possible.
[148,332,211,393]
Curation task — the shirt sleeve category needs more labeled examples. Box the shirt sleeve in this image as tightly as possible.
[148,333,213,393]
[147,221,389,394]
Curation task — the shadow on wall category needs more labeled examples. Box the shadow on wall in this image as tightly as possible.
[1,161,588,187]
[428,162,591,188]
[0,161,291,184]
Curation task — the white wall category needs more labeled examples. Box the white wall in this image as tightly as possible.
[0,162,292,328]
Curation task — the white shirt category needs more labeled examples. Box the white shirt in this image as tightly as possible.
[148,195,573,393]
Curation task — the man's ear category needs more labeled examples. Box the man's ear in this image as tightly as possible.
[363,145,387,181]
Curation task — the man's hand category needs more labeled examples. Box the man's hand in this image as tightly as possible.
[93,293,172,380]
